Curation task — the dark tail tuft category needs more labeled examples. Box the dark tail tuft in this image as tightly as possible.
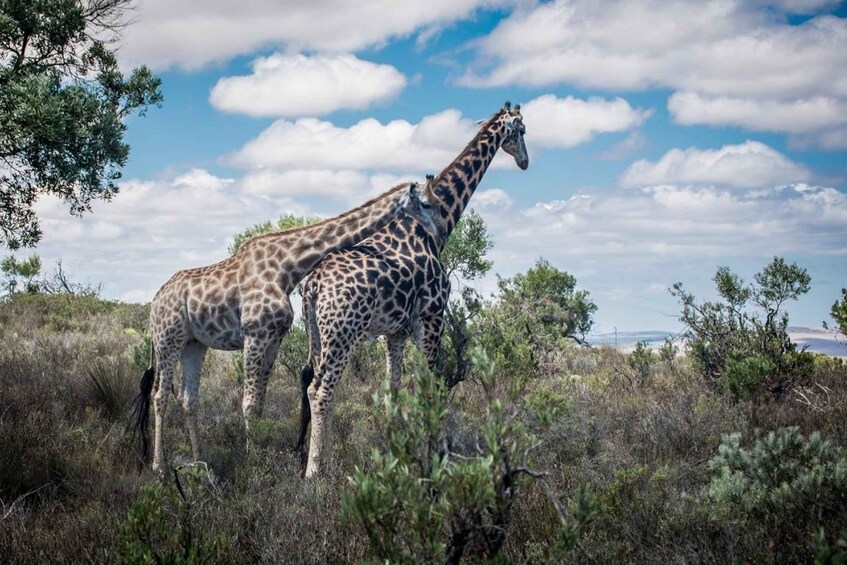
[128,353,156,470]
[295,365,314,452]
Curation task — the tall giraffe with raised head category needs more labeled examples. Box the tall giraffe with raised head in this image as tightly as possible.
[134,182,439,471]
[297,102,528,477]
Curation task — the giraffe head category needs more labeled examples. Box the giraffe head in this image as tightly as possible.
[497,101,528,170]
[403,179,445,242]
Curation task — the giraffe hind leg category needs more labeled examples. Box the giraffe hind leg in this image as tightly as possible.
[152,346,180,472]
[305,333,364,478]
[180,341,207,462]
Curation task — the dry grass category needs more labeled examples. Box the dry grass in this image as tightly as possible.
[1,293,845,563]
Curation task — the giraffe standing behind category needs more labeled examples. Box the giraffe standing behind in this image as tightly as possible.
[297,102,529,477]
[133,182,439,471]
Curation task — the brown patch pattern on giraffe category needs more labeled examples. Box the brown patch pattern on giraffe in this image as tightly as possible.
[296,102,529,477]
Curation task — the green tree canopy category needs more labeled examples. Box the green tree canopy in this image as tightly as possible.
[671,256,813,396]
[1,252,41,293]
[825,288,847,336]
[0,0,162,249]
[496,258,597,344]
[228,214,322,255]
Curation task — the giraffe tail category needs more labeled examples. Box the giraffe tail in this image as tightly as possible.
[296,285,319,452]
[128,345,156,468]
[295,365,313,452]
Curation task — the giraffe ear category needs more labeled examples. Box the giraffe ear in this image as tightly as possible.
[409,182,419,200]
[474,119,487,126]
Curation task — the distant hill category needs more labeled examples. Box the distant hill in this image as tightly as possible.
[589,327,846,357]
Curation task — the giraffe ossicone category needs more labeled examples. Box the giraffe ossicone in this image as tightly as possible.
[131,180,437,472]
[297,101,529,478]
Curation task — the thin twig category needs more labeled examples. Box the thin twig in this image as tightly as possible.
[1,482,52,521]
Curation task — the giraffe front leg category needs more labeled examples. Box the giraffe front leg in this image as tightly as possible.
[415,314,446,369]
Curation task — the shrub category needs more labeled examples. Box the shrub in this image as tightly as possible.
[672,257,813,397]
[343,349,594,563]
[628,341,656,381]
[704,427,847,558]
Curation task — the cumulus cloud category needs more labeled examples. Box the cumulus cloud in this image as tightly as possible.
[520,95,651,149]
[119,0,508,70]
[461,0,847,138]
[230,94,645,172]
[241,169,419,202]
[668,92,847,134]
[209,54,406,117]
[485,184,847,262]
[619,141,811,188]
[228,110,478,171]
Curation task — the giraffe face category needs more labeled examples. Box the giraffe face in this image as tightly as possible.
[404,181,444,241]
[500,109,528,170]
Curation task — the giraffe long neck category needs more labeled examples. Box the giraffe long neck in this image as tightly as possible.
[428,111,507,246]
[248,184,408,291]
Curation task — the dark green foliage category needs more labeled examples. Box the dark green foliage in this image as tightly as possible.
[0,0,162,249]
[496,258,596,345]
[117,479,227,563]
[86,355,136,421]
[672,257,814,396]
[476,258,596,380]
[826,288,847,336]
[436,210,494,388]
[704,428,847,559]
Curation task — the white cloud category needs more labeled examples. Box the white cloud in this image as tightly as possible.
[619,141,811,188]
[467,181,847,332]
[461,0,847,138]
[490,184,847,260]
[520,95,651,149]
[473,188,514,210]
[120,0,508,71]
[241,169,419,202]
[229,109,485,172]
[230,94,643,172]
[209,54,406,117]
[668,92,847,134]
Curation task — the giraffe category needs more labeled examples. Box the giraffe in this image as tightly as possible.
[297,101,528,477]
[133,181,440,472]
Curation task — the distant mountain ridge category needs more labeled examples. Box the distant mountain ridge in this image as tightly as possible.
[589,327,846,357]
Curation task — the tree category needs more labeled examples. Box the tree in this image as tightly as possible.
[1,252,41,293]
[228,214,321,254]
[476,259,597,379]
[824,288,847,336]
[0,0,163,249]
[671,257,813,397]
[435,210,494,388]
[496,258,596,345]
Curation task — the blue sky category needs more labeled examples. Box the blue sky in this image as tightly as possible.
[22,0,847,333]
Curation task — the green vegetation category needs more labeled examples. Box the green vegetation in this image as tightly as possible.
[1,279,844,562]
[672,257,815,398]
[1,196,843,565]
[0,0,162,249]
[826,288,847,336]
